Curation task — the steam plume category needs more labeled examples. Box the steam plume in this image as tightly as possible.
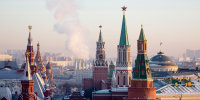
[47,0,90,59]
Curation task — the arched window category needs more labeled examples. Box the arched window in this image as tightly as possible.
[118,76,120,85]
[141,44,143,50]
[26,71,28,76]
[118,51,120,63]
[123,50,126,64]
[123,76,126,85]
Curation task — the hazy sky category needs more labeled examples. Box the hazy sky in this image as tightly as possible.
[0,0,200,59]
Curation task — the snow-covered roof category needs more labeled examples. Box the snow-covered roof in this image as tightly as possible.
[0,68,23,80]
[0,87,12,100]
[93,89,110,93]
[94,87,128,94]
[33,73,45,99]
[111,87,128,92]
[156,84,200,94]
[0,61,19,69]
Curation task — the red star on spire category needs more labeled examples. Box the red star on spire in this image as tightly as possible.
[99,25,102,29]
[122,6,127,11]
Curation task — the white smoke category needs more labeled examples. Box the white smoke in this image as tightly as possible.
[47,0,90,59]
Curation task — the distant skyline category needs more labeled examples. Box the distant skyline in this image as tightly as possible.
[0,0,200,59]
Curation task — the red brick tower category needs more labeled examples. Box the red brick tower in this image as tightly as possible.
[26,25,37,75]
[124,25,156,100]
[107,61,115,89]
[93,25,108,90]
[116,6,132,87]
[35,42,46,76]
[18,52,36,100]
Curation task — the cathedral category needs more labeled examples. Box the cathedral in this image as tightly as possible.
[0,25,53,100]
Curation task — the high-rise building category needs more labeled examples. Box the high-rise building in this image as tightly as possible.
[116,6,132,87]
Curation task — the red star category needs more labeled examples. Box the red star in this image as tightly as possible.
[122,6,127,11]
[99,25,102,29]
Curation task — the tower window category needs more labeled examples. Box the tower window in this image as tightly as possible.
[26,71,28,77]
[118,76,119,85]
[123,76,126,85]
[141,44,143,50]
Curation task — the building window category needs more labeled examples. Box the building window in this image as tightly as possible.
[141,44,143,50]
[123,76,126,85]
[118,76,120,85]
[26,71,28,77]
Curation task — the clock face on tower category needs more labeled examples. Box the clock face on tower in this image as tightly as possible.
[99,54,103,59]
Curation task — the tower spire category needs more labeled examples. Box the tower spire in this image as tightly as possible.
[134,25,152,81]
[23,52,32,80]
[35,41,46,77]
[119,6,129,46]
[98,25,103,42]
[125,25,156,100]
[116,6,132,87]
[37,41,40,50]
[139,24,146,41]
[28,25,33,46]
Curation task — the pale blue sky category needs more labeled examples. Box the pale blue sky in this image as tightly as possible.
[0,0,200,58]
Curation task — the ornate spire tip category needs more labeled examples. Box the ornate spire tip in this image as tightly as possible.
[99,25,102,29]
[37,41,40,46]
[122,6,127,11]
[28,25,32,31]
[141,24,143,28]
[25,52,30,60]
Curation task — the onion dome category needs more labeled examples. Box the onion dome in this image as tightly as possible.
[149,51,178,72]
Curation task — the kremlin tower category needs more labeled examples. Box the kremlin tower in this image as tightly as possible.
[116,6,132,87]
[35,42,46,77]
[26,25,37,75]
[93,25,108,90]
[124,25,157,100]
[18,52,36,100]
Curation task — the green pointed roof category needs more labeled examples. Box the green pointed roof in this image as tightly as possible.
[133,27,152,81]
[139,25,146,41]
[133,54,153,81]
[98,30,103,42]
[108,69,114,79]
[119,14,129,46]
[110,60,114,66]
